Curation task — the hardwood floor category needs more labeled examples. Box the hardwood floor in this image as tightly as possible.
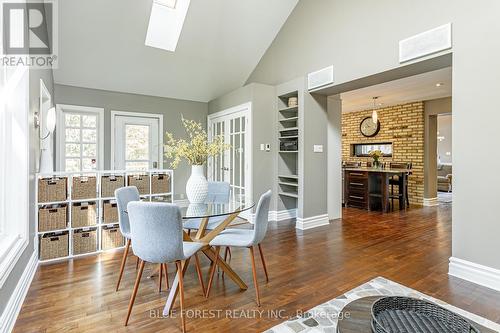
[14,204,500,332]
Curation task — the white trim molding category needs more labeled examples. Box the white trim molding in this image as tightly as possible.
[250,209,297,224]
[449,257,500,292]
[0,251,38,333]
[296,214,329,230]
[423,197,439,207]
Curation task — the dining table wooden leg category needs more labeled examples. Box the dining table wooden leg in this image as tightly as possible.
[206,246,220,298]
[194,253,205,296]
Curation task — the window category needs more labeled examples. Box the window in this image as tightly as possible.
[0,64,29,287]
[352,143,393,157]
[56,105,104,172]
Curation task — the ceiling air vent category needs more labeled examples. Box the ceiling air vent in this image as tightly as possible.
[307,65,334,91]
[399,23,452,63]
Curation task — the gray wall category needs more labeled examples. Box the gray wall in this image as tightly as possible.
[247,0,500,270]
[208,83,276,209]
[54,84,208,200]
[0,3,55,319]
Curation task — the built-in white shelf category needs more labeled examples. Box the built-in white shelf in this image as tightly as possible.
[279,105,298,112]
[279,192,299,199]
[278,174,298,179]
[279,150,298,153]
[279,127,298,132]
[279,117,298,123]
[278,181,299,187]
[279,135,298,140]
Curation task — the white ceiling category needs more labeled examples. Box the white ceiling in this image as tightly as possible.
[341,67,452,112]
[53,0,299,102]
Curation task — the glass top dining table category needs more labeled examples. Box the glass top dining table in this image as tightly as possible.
[177,195,255,219]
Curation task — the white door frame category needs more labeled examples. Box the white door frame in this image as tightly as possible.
[55,104,105,171]
[207,102,253,204]
[110,110,164,170]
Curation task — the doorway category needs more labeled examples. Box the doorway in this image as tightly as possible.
[111,112,163,171]
[207,103,252,207]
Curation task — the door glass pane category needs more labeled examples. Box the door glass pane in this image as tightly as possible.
[65,158,81,172]
[125,125,149,160]
[82,129,97,142]
[82,115,97,128]
[234,134,240,186]
[65,144,80,157]
[65,114,80,127]
[82,158,96,171]
[82,144,96,157]
[65,128,80,142]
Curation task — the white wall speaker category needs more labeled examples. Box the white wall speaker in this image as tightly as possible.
[399,23,452,63]
[308,65,334,91]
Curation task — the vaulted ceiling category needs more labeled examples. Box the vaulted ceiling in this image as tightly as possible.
[53,0,299,102]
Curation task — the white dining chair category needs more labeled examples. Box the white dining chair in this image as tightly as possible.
[125,201,205,332]
[205,190,271,306]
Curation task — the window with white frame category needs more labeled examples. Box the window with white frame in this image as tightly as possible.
[0,64,30,287]
[56,105,104,172]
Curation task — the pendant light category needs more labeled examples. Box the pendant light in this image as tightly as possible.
[372,97,379,124]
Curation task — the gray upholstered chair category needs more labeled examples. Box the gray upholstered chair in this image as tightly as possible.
[205,190,271,306]
[183,181,231,232]
[114,186,140,291]
[125,201,205,331]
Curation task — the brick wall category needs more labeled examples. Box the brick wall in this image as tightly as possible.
[342,102,425,205]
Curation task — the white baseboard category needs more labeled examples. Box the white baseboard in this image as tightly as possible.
[296,214,330,230]
[423,197,439,206]
[0,251,38,333]
[449,257,500,292]
[250,209,297,224]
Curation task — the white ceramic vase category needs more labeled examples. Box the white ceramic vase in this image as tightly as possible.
[186,165,208,204]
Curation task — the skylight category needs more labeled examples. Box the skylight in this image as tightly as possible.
[145,0,190,52]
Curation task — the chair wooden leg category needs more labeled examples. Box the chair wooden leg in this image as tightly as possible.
[258,244,269,283]
[136,256,139,270]
[163,264,169,290]
[176,261,186,333]
[194,253,205,296]
[116,238,131,291]
[159,264,163,292]
[125,260,145,326]
[221,247,231,278]
[249,246,261,306]
[205,246,220,298]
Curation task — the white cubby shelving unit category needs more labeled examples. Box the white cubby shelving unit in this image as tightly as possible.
[36,169,174,263]
[277,91,300,206]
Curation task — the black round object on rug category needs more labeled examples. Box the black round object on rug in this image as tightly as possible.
[371,296,480,333]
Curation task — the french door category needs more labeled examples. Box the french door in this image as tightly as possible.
[208,103,252,207]
[112,113,162,171]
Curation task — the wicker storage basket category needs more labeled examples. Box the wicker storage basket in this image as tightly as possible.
[101,175,125,198]
[127,174,150,194]
[101,225,124,250]
[72,228,97,255]
[38,177,67,202]
[152,173,171,194]
[38,204,67,232]
[71,202,97,228]
[72,176,97,200]
[40,232,69,260]
[103,201,119,223]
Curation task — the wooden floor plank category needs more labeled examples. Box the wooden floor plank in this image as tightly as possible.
[13,204,500,332]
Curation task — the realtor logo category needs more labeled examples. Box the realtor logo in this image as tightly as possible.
[1,0,58,68]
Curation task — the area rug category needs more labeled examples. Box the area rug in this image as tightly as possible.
[265,277,500,333]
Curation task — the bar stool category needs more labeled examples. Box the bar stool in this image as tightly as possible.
[388,162,410,210]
